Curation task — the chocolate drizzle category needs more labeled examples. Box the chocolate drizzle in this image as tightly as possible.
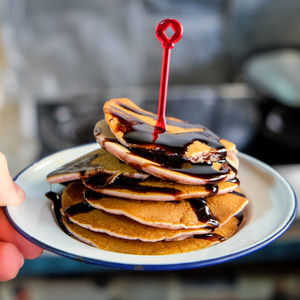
[227,177,240,185]
[64,201,95,216]
[114,103,224,149]
[129,147,230,180]
[205,184,219,195]
[84,174,183,196]
[235,211,245,225]
[188,198,219,228]
[230,190,246,198]
[113,109,225,151]
[194,233,225,242]
[84,189,106,201]
[104,105,235,180]
[45,191,70,235]
[47,152,100,179]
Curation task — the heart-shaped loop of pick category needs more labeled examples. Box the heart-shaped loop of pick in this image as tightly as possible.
[156,19,183,49]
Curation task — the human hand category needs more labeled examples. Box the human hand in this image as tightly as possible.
[0,153,43,281]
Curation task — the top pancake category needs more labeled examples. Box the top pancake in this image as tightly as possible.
[94,119,237,185]
[103,98,237,163]
[47,148,149,183]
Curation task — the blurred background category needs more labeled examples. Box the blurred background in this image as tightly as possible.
[0,0,300,299]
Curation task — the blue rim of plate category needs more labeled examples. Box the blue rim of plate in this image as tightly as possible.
[4,146,298,271]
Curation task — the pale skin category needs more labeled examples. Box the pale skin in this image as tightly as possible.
[0,153,43,281]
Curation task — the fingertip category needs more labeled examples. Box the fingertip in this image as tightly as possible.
[13,182,26,204]
[0,153,24,206]
[0,209,44,259]
[0,242,24,281]
[0,152,6,165]
[23,245,44,260]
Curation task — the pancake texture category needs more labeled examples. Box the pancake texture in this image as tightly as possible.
[63,216,239,255]
[61,182,211,241]
[85,187,248,229]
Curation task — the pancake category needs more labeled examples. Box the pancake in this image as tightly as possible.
[62,215,239,255]
[62,181,247,231]
[66,209,212,242]
[47,148,149,184]
[103,98,237,163]
[61,182,212,242]
[82,174,239,201]
[85,187,248,230]
[94,120,237,185]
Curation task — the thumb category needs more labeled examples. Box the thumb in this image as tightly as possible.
[0,153,25,206]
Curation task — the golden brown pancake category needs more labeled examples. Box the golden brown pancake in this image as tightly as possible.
[66,209,212,242]
[62,181,247,232]
[82,174,239,201]
[61,182,212,242]
[62,216,239,255]
[103,98,237,163]
[47,148,149,184]
[85,186,248,230]
[94,120,237,185]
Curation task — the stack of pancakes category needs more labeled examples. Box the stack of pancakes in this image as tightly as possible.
[46,98,248,255]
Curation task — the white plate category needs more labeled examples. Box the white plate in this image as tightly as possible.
[5,144,297,271]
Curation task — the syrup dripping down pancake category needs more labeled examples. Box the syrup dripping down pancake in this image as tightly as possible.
[84,186,248,230]
[47,148,149,184]
[94,120,237,185]
[82,173,239,201]
[103,98,237,163]
[62,181,247,231]
[61,182,212,242]
[62,216,239,255]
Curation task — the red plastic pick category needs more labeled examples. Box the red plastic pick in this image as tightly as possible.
[153,18,183,142]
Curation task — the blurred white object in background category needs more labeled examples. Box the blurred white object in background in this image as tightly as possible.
[244,50,300,107]
[275,164,300,218]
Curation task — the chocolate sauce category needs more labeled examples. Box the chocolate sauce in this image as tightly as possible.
[130,147,230,180]
[124,121,224,152]
[110,106,225,152]
[83,173,119,188]
[165,163,229,179]
[235,211,244,225]
[205,184,219,195]
[118,103,154,118]
[188,198,219,227]
[226,160,238,175]
[227,177,240,185]
[64,201,95,216]
[45,191,70,235]
[230,190,246,198]
[102,107,235,180]
[47,152,100,179]
[84,174,183,196]
[194,233,225,242]
[125,124,224,151]
[84,189,106,201]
